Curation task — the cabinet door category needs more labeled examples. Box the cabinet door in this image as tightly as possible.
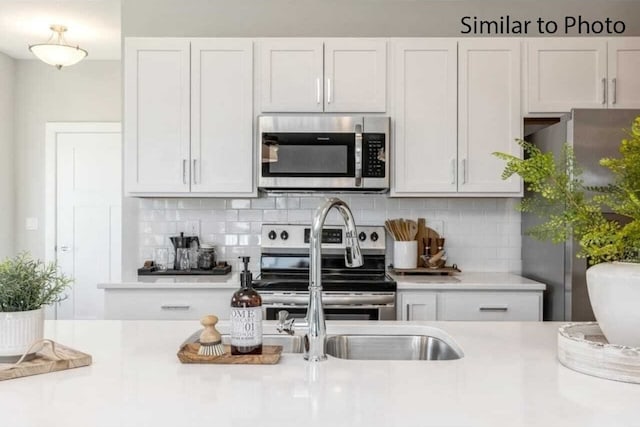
[458,39,522,194]
[608,38,640,109]
[259,40,324,112]
[527,38,607,112]
[324,39,387,112]
[393,39,457,194]
[191,39,255,195]
[398,291,437,321]
[437,291,542,321]
[124,38,191,194]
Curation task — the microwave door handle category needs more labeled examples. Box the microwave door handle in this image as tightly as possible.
[355,124,363,187]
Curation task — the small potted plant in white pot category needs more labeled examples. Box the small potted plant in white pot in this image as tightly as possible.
[0,253,71,362]
[495,116,640,347]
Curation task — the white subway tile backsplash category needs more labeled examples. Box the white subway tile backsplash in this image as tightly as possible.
[137,195,522,273]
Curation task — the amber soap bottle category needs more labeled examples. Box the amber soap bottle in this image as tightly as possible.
[230,256,263,355]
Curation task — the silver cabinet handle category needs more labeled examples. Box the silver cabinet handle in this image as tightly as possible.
[327,77,332,104]
[450,158,456,184]
[193,159,198,184]
[612,78,617,105]
[406,304,410,320]
[316,77,321,104]
[602,77,607,105]
[461,159,467,184]
[479,306,508,312]
[182,159,187,184]
[161,305,190,310]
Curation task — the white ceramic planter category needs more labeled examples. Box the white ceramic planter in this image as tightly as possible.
[586,262,640,348]
[0,308,44,359]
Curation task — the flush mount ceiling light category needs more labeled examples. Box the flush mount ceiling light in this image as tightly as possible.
[29,25,88,70]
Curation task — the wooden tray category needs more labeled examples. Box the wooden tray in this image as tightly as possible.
[178,342,282,364]
[138,263,232,276]
[558,322,640,384]
[392,265,461,276]
[0,343,92,381]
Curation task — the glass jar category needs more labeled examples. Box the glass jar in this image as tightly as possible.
[198,244,216,270]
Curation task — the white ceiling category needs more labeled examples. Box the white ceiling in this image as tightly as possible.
[0,0,121,60]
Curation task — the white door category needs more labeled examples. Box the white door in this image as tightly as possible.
[398,291,437,321]
[54,124,122,319]
[259,39,324,112]
[191,39,255,195]
[458,39,522,194]
[527,38,607,112]
[392,39,457,195]
[608,38,640,109]
[124,38,191,194]
[324,39,387,112]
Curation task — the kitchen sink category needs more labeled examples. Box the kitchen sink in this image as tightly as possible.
[325,334,463,361]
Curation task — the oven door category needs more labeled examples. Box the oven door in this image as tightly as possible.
[266,306,382,321]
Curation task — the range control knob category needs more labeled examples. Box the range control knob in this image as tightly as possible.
[358,232,367,241]
[280,230,289,240]
[370,232,379,242]
[268,230,277,240]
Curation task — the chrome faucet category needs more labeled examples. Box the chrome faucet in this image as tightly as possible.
[277,197,363,361]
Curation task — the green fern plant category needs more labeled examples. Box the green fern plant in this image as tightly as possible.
[0,253,72,312]
[494,116,640,265]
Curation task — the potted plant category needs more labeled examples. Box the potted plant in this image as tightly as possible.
[494,116,640,347]
[0,253,71,361]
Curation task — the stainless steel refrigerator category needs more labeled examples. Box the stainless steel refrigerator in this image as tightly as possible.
[523,109,640,321]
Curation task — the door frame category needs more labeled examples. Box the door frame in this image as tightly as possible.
[44,123,122,319]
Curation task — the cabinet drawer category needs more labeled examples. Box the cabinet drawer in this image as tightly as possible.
[437,292,541,321]
[104,289,233,320]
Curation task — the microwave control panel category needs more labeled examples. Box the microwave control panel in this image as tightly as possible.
[362,134,386,178]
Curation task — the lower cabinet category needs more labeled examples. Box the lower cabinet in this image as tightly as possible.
[104,288,234,320]
[398,290,543,321]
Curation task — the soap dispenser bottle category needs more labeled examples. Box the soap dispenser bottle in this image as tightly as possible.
[230,256,263,355]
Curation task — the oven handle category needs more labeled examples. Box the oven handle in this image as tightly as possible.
[262,294,395,306]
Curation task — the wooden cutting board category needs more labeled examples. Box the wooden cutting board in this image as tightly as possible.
[0,344,92,381]
[177,343,282,365]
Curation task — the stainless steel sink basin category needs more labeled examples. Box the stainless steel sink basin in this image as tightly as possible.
[221,334,305,353]
[325,334,463,361]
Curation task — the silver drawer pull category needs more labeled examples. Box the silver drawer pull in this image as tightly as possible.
[161,305,190,310]
[479,306,508,312]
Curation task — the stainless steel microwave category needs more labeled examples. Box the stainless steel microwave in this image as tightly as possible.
[258,115,390,192]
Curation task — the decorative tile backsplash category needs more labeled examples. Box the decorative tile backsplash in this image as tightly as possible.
[138,194,522,274]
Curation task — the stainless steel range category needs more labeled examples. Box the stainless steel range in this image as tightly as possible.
[255,224,396,321]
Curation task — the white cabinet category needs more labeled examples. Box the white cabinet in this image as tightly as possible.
[392,39,458,194]
[104,288,234,320]
[393,39,521,196]
[397,289,543,321]
[398,291,437,321]
[526,38,640,112]
[437,291,542,321]
[608,38,640,109]
[124,38,255,197]
[458,39,522,194]
[191,39,254,194]
[259,39,387,112]
[124,38,191,194]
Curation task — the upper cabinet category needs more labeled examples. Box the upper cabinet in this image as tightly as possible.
[392,38,522,196]
[259,39,387,113]
[458,39,522,194]
[124,38,191,194]
[124,38,255,197]
[526,38,640,113]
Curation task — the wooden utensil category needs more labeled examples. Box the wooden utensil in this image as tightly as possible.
[406,220,418,240]
[416,218,427,265]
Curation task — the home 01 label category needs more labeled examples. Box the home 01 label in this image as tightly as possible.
[230,306,263,347]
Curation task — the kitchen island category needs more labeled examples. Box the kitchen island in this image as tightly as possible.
[1,320,638,427]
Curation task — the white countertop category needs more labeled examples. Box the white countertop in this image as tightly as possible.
[391,272,546,291]
[1,320,637,427]
[100,272,545,291]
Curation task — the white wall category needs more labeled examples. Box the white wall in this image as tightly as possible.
[13,60,122,259]
[0,52,14,259]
